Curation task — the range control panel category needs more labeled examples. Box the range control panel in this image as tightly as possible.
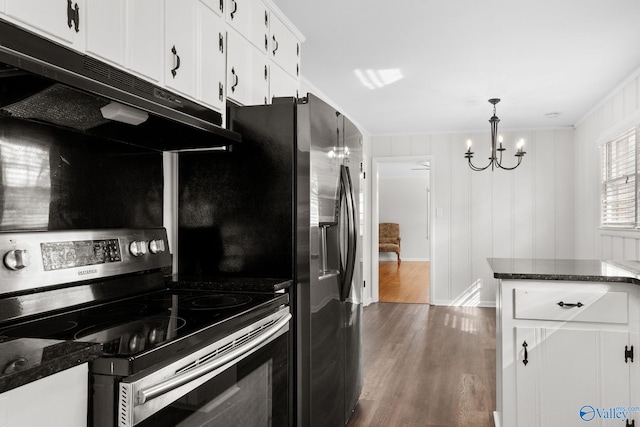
[1,228,171,295]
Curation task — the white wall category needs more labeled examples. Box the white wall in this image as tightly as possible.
[372,130,575,306]
[574,70,640,260]
[379,174,430,261]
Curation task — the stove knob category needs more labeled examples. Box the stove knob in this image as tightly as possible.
[128,333,145,353]
[3,249,30,271]
[148,239,166,254]
[129,241,148,257]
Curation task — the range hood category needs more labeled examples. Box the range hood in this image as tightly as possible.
[0,19,241,151]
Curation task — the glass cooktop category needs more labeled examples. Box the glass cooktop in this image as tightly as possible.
[0,289,288,358]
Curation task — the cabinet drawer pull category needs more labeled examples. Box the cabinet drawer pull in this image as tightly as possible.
[272,35,279,55]
[557,301,584,308]
[522,341,529,366]
[170,46,181,78]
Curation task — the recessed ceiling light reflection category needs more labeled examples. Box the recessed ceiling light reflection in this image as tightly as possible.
[354,68,404,89]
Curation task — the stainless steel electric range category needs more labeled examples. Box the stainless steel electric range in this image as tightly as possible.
[0,228,291,427]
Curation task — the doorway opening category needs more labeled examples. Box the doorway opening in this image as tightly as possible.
[371,156,433,304]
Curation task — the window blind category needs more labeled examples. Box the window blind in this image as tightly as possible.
[601,127,638,228]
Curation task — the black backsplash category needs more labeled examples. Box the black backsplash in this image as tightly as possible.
[178,121,294,279]
[0,117,163,231]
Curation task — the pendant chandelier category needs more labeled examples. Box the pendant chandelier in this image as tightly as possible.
[464,98,526,171]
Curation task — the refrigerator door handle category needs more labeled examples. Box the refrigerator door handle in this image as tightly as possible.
[339,165,357,302]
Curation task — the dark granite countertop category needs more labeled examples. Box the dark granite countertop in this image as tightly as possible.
[0,337,102,393]
[488,258,640,284]
[167,275,293,293]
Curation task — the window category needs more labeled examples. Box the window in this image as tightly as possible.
[0,139,51,230]
[600,127,638,228]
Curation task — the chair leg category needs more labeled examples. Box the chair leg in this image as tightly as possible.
[397,253,401,265]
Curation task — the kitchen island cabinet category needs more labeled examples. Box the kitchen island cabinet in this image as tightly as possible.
[490,258,640,427]
[0,337,102,427]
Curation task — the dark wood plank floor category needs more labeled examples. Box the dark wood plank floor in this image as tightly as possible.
[347,303,496,427]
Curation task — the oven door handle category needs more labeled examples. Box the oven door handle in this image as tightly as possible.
[137,312,291,405]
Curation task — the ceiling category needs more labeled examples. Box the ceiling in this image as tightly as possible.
[270,0,640,136]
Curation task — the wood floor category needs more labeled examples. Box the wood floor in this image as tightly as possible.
[379,261,430,304]
[347,303,496,427]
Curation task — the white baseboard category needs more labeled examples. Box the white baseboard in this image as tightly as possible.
[430,299,496,308]
[493,411,500,427]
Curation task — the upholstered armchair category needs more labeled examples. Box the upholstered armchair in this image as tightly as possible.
[379,223,401,264]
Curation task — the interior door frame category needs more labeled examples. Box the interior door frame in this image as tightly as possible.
[370,155,434,304]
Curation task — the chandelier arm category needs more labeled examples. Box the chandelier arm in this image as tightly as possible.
[496,155,523,171]
[467,158,493,171]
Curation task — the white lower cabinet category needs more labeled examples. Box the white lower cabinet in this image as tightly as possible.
[0,363,88,427]
[497,281,640,427]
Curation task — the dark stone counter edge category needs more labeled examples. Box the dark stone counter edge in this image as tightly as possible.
[168,278,293,292]
[0,342,103,394]
[493,273,640,285]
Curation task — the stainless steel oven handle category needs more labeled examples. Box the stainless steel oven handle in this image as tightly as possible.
[137,312,291,405]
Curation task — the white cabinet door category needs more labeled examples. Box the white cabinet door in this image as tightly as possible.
[4,0,86,50]
[0,364,88,427]
[164,0,197,98]
[85,0,163,84]
[226,29,268,106]
[269,62,298,100]
[124,0,164,83]
[248,0,269,53]
[227,0,269,53]
[85,0,124,66]
[199,0,224,17]
[515,327,634,426]
[269,12,299,79]
[196,0,225,111]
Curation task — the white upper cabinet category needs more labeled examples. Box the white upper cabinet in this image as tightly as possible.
[3,0,86,50]
[165,0,226,112]
[124,0,164,83]
[269,61,298,100]
[196,0,226,111]
[164,0,197,99]
[199,0,224,17]
[226,0,269,53]
[226,28,269,106]
[269,10,300,80]
[84,0,164,84]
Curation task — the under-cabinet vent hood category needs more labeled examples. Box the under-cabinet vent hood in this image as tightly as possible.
[0,19,241,151]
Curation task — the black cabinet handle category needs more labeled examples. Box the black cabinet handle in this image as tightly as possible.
[219,33,224,53]
[230,0,237,19]
[557,301,584,308]
[264,34,268,52]
[272,35,279,55]
[231,68,238,93]
[67,0,80,33]
[171,46,181,78]
[522,341,529,366]
[219,0,224,13]
[218,82,224,101]
[264,65,268,81]
[265,10,268,27]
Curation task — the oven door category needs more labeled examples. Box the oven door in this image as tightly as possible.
[118,307,290,427]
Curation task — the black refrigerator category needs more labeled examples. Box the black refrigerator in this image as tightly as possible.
[177,93,363,426]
